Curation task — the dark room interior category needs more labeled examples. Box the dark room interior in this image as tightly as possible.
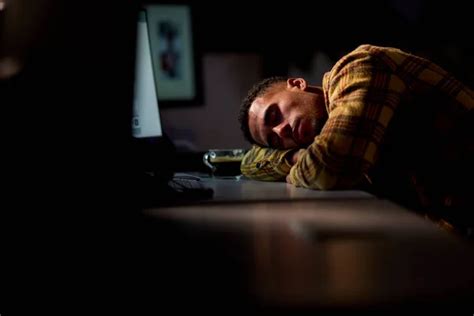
[2,0,474,314]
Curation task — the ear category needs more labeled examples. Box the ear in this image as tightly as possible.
[287,78,307,91]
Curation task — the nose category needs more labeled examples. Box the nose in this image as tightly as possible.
[273,121,292,139]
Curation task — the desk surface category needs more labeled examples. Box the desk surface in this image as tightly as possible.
[178,173,375,202]
[139,176,474,312]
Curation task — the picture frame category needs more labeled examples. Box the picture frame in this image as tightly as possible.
[145,4,202,107]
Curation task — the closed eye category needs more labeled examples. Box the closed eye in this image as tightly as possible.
[264,104,281,127]
[263,104,283,147]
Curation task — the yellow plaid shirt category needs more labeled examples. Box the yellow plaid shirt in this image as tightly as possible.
[241,44,474,214]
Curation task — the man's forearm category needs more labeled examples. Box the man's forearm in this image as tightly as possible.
[240,145,299,181]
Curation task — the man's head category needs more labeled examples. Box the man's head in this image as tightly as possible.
[238,77,327,149]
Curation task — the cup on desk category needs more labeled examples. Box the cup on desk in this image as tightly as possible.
[203,148,246,178]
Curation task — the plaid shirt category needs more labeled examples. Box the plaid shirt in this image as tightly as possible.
[241,45,474,217]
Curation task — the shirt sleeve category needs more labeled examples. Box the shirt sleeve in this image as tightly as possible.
[288,47,406,189]
[240,145,295,181]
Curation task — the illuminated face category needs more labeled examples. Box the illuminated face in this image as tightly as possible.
[248,78,327,149]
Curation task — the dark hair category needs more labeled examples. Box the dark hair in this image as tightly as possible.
[238,76,287,144]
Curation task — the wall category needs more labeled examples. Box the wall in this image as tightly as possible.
[161,53,261,152]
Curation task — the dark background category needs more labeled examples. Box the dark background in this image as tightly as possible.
[190,0,473,85]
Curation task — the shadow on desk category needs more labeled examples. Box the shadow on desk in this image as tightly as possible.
[134,193,474,313]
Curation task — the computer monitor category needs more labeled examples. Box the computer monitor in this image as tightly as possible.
[132,10,162,139]
[131,9,175,180]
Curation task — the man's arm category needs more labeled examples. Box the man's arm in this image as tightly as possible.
[240,145,301,181]
[288,47,406,190]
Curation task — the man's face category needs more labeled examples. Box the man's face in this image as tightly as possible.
[248,79,326,149]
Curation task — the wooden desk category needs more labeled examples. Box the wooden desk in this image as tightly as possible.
[138,177,474,312]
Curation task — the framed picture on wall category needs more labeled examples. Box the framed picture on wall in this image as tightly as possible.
[146,4,202,106]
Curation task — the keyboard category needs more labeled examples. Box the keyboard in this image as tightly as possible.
[166,174,214,202]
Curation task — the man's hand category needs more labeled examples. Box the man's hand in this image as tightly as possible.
[288,148,305,165]
[286,149,305,184]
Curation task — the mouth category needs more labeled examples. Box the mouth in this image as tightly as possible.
[293,119,316,146]
[292,119,301,144]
